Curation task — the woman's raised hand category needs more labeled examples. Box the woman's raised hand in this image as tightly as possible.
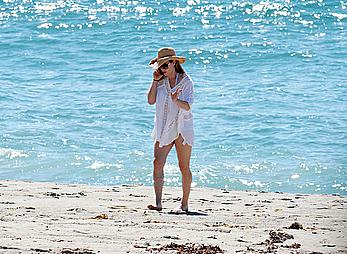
[171,88,182,102]
[153,70,163,81]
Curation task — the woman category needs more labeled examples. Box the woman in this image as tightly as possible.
[147,47,194,213]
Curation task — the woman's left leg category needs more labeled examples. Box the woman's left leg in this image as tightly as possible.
[174,135,192,211]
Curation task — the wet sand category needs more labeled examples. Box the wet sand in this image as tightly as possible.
[0,180,346,253]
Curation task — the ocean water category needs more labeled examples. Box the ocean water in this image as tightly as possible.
[0,0,346,195]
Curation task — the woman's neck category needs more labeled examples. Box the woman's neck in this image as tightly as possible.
[167,71,177,81]
[167,71,177,87]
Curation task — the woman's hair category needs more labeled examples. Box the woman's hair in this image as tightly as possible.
[175,62,185,74]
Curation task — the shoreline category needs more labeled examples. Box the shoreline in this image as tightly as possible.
[0,180,346,253]
[3,177,345,197]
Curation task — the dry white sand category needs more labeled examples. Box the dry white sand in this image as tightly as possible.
[0,180,346,254]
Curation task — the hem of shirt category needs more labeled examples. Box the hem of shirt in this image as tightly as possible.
[153,132,193,148]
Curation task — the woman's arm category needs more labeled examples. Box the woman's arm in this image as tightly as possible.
[174,99,190,111]
[147,80,159,105]
[147,70,163,105]
[171,89,190,111]
[171,78,193,111]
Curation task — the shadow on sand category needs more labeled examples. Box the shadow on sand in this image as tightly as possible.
[168,210,208,216]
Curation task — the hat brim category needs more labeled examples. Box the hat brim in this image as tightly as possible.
[149,56,186,69]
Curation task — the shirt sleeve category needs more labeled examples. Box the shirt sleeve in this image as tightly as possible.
[180,79,194,106]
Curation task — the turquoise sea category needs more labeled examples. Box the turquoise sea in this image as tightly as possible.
[0,0,346,195]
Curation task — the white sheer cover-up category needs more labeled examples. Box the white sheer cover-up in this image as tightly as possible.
[151,73,194,147]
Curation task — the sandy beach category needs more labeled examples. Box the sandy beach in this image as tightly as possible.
[0,180,346,253]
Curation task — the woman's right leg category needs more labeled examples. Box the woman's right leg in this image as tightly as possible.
[148,141,174,211]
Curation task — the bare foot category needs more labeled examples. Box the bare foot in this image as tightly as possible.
[179,204,188,212]
[169,204,188,214]
[147,204,162,211]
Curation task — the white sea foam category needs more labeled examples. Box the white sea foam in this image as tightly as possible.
[331,13,347,20]
[173,7,191,17]
[88,161,123,170]
[250,2,286,14]
[89,161,111,170]
[291,174,300,180]
[37,23,52,29]
[0,148,30,159]
[35,3,58,12]
[239,179,265,188]
[164,163,180,174]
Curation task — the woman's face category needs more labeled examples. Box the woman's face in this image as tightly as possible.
[160,60,176,76]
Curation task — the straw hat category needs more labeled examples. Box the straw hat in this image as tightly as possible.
[149,47,186,69]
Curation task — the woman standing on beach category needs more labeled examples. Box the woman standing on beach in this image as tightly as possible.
[147,47,194,213]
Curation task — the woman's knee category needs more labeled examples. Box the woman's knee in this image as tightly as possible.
[178,163,191,174]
